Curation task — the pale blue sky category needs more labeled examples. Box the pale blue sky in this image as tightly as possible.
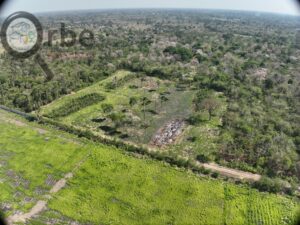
[0,0,299,16]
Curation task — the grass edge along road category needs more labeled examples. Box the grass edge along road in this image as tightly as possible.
[0,109,299,225]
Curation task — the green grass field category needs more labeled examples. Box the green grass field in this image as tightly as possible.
[45,149,298,225]
[40,70,226,161]
[0,109,298,225]
[0,110,87,214]
[41,70,193,145]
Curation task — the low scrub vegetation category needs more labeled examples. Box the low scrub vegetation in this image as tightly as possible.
[45,93,105,118]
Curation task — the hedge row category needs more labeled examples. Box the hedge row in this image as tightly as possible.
[45,93,105,118]
[39,116,212,174]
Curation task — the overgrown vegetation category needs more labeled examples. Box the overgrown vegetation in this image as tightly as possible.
[45,93,105,118]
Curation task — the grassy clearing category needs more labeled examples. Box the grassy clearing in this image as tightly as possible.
[0,110,87,215]
[0,110,298,224]
[41,70,196,145]
[41,70,228,161]
[166,93,227,159]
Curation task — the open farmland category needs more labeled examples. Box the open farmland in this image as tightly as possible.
[0,109,298,225]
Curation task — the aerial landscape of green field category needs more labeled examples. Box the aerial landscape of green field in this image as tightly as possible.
[0,110,298,224]
[0,0,300,224]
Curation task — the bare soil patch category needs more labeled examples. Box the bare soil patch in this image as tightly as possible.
[6,172,73,225]
[200,162,261,182]
[7,201,47,224]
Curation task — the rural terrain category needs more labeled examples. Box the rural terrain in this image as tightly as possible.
[0,109,298,224]
[0,9,299,224]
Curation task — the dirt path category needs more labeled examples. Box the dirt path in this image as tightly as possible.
[0,111,89,224]
[6,171,74,225]
[5,149,91,225]
[6,201,47,224]
[200,162,261,181]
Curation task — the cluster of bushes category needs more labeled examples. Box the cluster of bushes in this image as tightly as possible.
[46,93,105,118]
[104,73,136,90]
[196,154,211,163]
[163,46,193,62]
[101,103,114,113]
[253,176,296,195]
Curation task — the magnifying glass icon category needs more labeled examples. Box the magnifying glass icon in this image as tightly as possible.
[1,11,54,81]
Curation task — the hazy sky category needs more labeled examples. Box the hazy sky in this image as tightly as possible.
[0,0,299,16]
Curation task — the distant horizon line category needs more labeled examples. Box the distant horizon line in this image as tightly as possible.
[1,7,299,18]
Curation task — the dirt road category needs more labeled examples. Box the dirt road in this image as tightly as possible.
[6,171,75,225]
[200,162,261,181]
[6,201,47,224]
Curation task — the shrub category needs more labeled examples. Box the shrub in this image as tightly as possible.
[129,97,138,106]
[101,103,114,113]
[129,85,138,89]
[196,154,210,163]
[264,78,274,89]
[163,46,193,62]
[202,169,211,175]
[187,113,207,125]
[253,177,288,194]
[211,172,219,178]
[187,136,197,142]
